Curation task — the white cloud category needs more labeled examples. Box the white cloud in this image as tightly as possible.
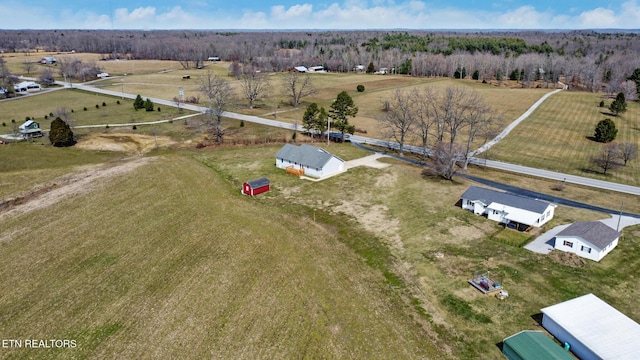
[578,8,617,28]
[114,7,157,24]
[271,4,314,20]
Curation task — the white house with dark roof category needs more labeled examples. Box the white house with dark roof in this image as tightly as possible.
[541,293,640,360]
[554,221,621,261]
[460,186,556,230]
[19,120,43,138]
[275,144,344,178]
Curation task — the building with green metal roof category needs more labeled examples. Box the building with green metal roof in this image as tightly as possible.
[502,330,574,360]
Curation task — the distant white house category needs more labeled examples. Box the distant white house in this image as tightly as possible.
[97,72,110,78]
[354,64,365,72]
[460,186,556,230]
[207,56,220,61]
[19,120,43,139]
[554,221,621,261]
[541,293,640,360]
[308,66,325,72]
[275,143,345,178]
[14,81,41,92]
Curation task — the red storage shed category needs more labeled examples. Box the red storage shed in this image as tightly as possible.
[242,178,271,196]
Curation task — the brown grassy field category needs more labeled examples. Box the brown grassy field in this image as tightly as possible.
[1,139,639,359]
[0,152,441,359]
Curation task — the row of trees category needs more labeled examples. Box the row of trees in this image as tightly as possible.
[3,30,640,95]
[302,91,359,141]
[379,86,501,179]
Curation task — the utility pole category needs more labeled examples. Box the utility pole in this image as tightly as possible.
[617,201,623,232]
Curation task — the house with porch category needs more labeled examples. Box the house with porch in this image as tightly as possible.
[275,143,344,179]
[460,186,556,230]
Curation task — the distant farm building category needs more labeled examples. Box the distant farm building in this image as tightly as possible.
[19,120,43,139]
[554,221,621,261]
[460,186,556,230]
[275,144,345,179]
[502,330,574,360]
[242,178,271,196]
[292,66,308,73]
[207,56,220,61]
[40,56,57,64]
[541,293,640,360]
[308,66,325,72]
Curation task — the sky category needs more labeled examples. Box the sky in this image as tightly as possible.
[2,0,639,30]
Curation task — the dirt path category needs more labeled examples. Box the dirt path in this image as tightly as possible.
[0,157,155,222]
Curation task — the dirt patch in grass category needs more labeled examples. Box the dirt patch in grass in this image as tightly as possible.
[548,250,586,267]
[76,133,176,154]
[0,157,155,221]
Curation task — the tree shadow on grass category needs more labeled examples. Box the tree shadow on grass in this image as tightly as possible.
[579,167,603,175]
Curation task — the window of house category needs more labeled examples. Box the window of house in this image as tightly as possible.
[581,246,592,253]
[563,240,573,248]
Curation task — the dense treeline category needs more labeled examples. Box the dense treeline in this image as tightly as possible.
[1,29,640,93]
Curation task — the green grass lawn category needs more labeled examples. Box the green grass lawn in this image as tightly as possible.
[488,91,640,186]
[1,141,639,359]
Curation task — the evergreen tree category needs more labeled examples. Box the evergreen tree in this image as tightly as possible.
[49,117,75,147]
[329,91,358,141]
[144,98,155,112]
[609,92,627,116]
[594,118,618,143]
[628,68,640,97]
[133,94,144,110]
[366,62,375,74]
[302,103,327,140]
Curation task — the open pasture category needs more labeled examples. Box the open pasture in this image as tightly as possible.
[0,152,440,359]
[192,144,640,359]
[488,91,640,186]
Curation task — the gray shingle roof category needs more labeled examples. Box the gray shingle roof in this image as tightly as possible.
[245,178,270,188]
[276,144,342,169]
[556,221,621,249]
[461,186,553,214]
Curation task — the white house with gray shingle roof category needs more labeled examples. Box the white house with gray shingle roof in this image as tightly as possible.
[461,186,556,230]
[554,221,621,261]
[275,143,345,178]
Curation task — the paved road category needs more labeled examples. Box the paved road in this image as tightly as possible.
[6,79,639,198]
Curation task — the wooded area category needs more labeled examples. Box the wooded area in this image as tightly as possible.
[2,29,640,93]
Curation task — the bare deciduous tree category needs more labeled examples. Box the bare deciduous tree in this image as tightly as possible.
[433,141,465,180]
[619,142,638,165]
[38,68,56,87]
[240,67,270,109]
[282,72,317,107]
[591,143,622,174]
[198,71,234,143]
[378,88,416,156]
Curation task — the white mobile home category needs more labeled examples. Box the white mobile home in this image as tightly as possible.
[461,186,556,230]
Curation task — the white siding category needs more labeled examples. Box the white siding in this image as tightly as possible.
[541,294,640,360]
[554,236,618,262]
[541,315,595,360]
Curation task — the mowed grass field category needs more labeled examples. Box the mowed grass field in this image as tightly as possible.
[1,141,639,358]
[488,91,640,186]
[0,152,440,359]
